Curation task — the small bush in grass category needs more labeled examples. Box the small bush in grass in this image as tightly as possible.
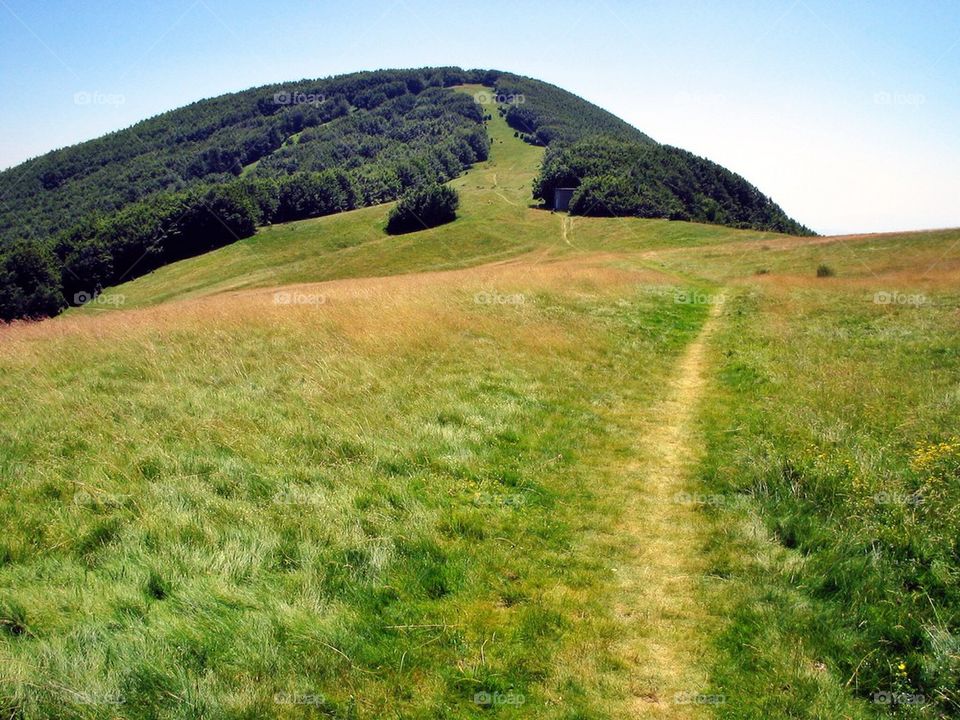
[386,184,459,235]
[816,264,835,277]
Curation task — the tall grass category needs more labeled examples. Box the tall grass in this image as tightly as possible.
[7,82,959,719]
[0,259,712,718]
[693,273,960,718]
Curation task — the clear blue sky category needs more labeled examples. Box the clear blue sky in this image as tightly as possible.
[1,0,958,234]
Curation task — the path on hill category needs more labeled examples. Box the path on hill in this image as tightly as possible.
[612,300,724,718]
[561,215,574,247]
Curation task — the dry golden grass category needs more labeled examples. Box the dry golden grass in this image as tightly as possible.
[1,253,672,354]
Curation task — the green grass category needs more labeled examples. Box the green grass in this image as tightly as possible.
[647,227,960,284]
[690,276,960,717]
[1,253,717,717]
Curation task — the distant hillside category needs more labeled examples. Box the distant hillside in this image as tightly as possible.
[0,68,496,320]
[491,73,810,235]
[0,68,494,247]
[534,137,812,235]
[0,67,811,321]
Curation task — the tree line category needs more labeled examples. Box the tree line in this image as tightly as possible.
[0,68,498,247]
[0,71,493,320]
[533,137,813,235]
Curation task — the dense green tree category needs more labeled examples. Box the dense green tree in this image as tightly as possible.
[386,185,459,234]
[0,243,65,320]
[276,170,359,222]
[0,68,494,248]
[61,240,114,303]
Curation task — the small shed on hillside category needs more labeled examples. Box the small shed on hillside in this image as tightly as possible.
[553,187,575,211]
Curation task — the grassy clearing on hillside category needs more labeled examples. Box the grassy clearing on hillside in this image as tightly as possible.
[0,258,718,719]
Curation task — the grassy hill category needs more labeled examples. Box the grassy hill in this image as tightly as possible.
[0,69,809,323]
[73,87,787,313]
[1,87,959,719]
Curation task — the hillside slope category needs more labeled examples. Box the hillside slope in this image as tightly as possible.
[0,69,492,247]
[1,68,809,322]
[73,91,790,312]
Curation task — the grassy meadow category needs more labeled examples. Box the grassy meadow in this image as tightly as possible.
[1,257,721,718]
[2,89,959,719]
[673,238,960,717]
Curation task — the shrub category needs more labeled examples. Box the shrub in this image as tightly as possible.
[386,184,459,235]
[816,264,835,277]
[0,243,66,321]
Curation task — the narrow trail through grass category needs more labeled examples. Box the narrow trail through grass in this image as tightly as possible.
[612,300,725,718]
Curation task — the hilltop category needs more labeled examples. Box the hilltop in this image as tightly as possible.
[0,67,809,321]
